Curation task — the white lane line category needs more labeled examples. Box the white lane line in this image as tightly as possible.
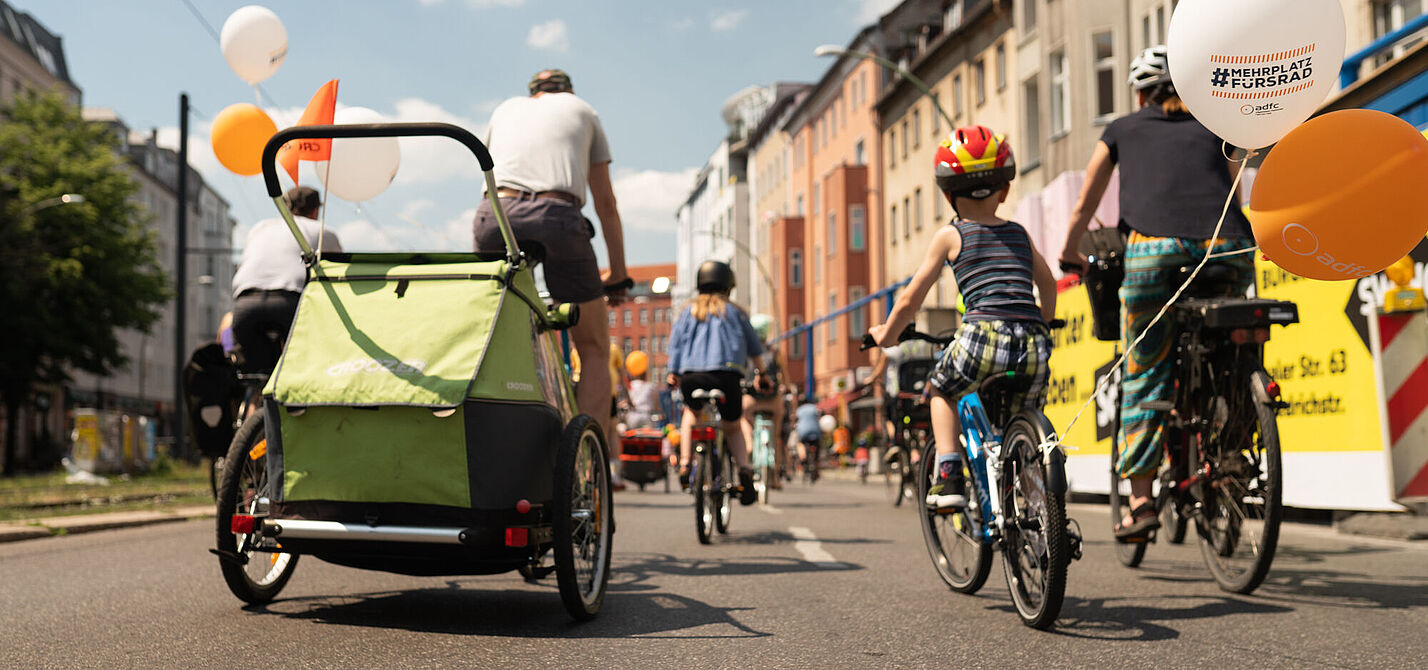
[789,526,844,568]
[760,503,783,515]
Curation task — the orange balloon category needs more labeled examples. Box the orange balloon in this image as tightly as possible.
[1249,109,1428,281]
[211,102,277,176]
[625,350,648,377]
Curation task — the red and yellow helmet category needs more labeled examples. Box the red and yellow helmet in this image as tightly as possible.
[934,125,1016,199]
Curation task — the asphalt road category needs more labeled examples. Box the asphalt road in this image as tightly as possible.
[2,476,1424,669]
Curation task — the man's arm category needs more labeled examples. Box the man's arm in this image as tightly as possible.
[588,161,628,288]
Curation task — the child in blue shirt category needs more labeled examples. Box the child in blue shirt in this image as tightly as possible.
[666,260,764,505]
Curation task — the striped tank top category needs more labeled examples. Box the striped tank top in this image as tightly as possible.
[948,218,1044,323]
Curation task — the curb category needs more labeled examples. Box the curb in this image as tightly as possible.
[0,505,215,544]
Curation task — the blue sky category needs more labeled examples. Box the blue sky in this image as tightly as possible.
[17,0,900,266]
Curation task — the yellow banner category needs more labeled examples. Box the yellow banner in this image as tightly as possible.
[1046,257,1384,456]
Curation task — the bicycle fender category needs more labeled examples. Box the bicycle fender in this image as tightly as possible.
[1249,369,1273,406]
[1047,446,1068,495]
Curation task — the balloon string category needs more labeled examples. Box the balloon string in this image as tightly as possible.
[1054,149,1254,447]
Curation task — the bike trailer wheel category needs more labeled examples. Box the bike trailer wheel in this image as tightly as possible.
[1000,415,1069,629]
[553,414,613,621]
[917,441,992,594]
[215,412,299,604]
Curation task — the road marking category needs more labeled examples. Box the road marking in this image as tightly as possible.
[759,503,783,515]
[789,526,844,568]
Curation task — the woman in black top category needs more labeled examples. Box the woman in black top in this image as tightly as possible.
[1059,46,1255,541]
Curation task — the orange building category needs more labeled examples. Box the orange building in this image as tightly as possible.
[782,26,886,401]
[606,263,677,383]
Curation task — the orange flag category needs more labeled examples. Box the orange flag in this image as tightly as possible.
[276,79,338,184]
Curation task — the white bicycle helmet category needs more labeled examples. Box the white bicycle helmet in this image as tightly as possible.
[1128,45,1171,91]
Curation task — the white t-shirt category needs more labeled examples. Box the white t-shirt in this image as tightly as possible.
[485,92,612,208]
[231,216,341,296]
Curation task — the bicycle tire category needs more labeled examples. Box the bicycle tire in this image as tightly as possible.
[216,412,299,604]
[1197,370,1282,594]
[918,440,992,594]
[1000,414,1069,629]
[694,445,714,544]
[885,446,905,507]
[715,442,735,534]
[1108,390,1148,568]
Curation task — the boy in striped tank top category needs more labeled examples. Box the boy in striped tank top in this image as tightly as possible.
[868,126,1057,509]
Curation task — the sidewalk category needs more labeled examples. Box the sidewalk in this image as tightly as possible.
[0,505,214,544]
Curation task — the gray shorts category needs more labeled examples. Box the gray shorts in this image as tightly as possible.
[474,197,601,303]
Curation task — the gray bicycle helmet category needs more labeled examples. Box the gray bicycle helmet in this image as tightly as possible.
[695,260,735,294]
[1128,45,1172,91]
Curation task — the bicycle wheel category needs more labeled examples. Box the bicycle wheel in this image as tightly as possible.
[715,442,735,534]
[553,414,613,621]
[1197,372,1282,594]
[884,446,904,506]
[918,440,992,594]
[1108,399,1148,568]
[898,440,918,507]
[694,445,714,544]
[215,412,299,604]
[1000,414,1069,629]
[754,418,776,505]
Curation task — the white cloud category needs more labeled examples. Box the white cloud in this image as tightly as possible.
[387,98,487,185]
[710,9,749,32]
[526,19,570,52]
[855,0,899,24]
[611,167,699,232]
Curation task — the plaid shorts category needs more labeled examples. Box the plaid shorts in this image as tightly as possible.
[929,319,1052,410]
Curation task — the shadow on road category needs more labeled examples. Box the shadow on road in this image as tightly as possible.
[1045,594,1293,641]
[250,583,770,639]
[610,551,861,592]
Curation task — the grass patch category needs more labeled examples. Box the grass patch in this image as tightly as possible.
[0,460,213,516]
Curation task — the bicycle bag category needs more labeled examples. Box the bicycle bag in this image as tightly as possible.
[1077,228,1126,342]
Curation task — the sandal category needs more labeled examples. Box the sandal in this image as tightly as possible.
[1114,503,1161,542]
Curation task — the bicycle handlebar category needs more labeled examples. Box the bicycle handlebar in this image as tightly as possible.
[602,277,634,295]
[859,318,1067,351]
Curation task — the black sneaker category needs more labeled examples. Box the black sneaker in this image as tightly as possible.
[738,468,757,505]
[925,472,967,510]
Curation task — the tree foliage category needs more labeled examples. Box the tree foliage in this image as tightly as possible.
[0,91,170,472]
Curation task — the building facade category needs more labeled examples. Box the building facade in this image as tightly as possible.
[607,263,677,386]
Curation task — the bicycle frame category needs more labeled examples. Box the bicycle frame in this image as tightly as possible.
[956,393,1002,543]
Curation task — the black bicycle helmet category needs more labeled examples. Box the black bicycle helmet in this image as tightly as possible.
[695,260,735,294]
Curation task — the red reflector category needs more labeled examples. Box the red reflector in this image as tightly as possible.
[230,515,257,535]
[516,499,532,514]
[1267,381,1281,398]
[1254,327,1270,344]
[691,426,717,441]
[505,527,529,547]
[1230,328,1251,345]
[1253,308,1264,318]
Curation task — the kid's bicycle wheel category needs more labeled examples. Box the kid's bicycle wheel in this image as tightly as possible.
[215,412,298,604]
[1197,372,1282,595]
[694,446,714,544]
[715,442,735,534]
[1000,414,1069,629]
[554,414,613,621]
[918,441,992,594]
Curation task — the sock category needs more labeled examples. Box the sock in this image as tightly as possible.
[935,453,961,482]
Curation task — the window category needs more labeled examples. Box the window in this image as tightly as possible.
[912,109,921,148]
[889,128,897,169]
[934,185,945,222]
[813,184,820,215]
[797,194,805,216]
[890,204,899,245]
[953,73,964,118]
[639,337,648,352]
[974,59,986,106]
[1024,0,1037,32]
[931,94,941,134]
[1050,50,1069,136]
[1023,76,1042,164]
[850,205,866,251]
[1142,15,1151,51]
[640,308,648,325]
[849,287,866,338]
[901,120,909,159]
[903,196,911,239]
[1372,1,1426,65]
[1156,5,1166,44]
[655,307,663,323]
[623,309,632,326]
[1093,32,1116,120]
[996,43,1007,90]
[914,187,924,231]
[609,311,616,327]
[623,338,633,355]
[842,94,848,128]
[813,244,821,284]
[828,211,837,255]
[790,317,804,359]
[827,293,838,344]
[854,139,866,165]
[790,248,803,288]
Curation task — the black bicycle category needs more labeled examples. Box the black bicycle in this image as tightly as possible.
[1108,264,1298,594]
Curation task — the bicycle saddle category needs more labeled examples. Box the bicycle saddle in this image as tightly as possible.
[690,388,726,401]
[979,372,1033,397]
[1176,263,1243,298]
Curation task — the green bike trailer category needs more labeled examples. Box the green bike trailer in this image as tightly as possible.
[213,123,613,621]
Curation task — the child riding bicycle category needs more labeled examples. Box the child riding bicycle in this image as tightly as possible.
[666,260,765,506]
[867,125,1057,510]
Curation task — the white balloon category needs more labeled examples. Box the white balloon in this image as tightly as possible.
[316,107,402,202]
[219,5,288,85]
[818,414,837,433]
[1167,0,1345,150]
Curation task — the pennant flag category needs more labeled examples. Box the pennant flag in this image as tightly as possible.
[276,79,338,184]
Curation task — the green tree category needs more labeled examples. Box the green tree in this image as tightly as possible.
[0,91,169,475]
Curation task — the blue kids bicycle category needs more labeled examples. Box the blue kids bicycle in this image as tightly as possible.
[865,324,1082,629]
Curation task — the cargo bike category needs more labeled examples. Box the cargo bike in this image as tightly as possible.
[211,123,613,621]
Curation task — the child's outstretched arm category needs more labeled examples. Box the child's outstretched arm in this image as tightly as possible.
[869,226,961,347]
[1031,247,1057,324]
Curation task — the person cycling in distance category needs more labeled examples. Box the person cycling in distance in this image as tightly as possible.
[793,396,822,481]
[666,260,765,506]
[740,314,790,487]
[623,350,660,430]
[1059,45,1255,541]
[868,126,1057,510]
[230,186,342,379]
